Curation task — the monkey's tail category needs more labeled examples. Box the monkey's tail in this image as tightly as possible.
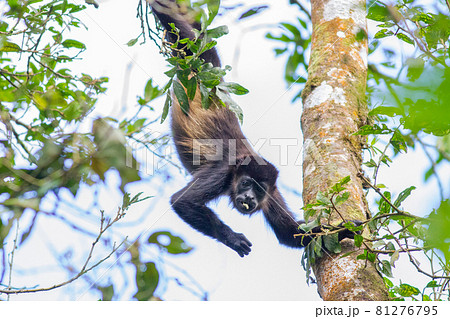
[148,0,221,67]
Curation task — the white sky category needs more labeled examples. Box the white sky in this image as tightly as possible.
[2,0,449,301]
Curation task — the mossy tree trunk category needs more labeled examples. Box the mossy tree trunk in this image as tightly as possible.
[300,0,389,300]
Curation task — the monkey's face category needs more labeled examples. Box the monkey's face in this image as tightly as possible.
[233,174,267,215]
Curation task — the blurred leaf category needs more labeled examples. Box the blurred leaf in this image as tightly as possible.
[0,41,21,52]
[99,285,114,301]
[144,78,162,102]
[134,262,159,301]
[161,93,172,123]
[396,33,414,46]
[367,3,391,22]
[238,5,268,20]
[148,231,193,254]
[126,37,139,47]
[425,200,450,262]
[405,57,425,81]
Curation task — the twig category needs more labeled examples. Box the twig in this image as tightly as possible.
[357,172,416,217]
[6,220,20,301]
[0,209,127,295]
[330,193,347,223]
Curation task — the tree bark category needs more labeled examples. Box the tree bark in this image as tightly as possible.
[301,0,389,300]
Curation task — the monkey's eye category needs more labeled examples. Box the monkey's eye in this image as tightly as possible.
[241,179,252,188]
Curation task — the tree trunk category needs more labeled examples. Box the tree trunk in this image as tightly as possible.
[301,0,389,300]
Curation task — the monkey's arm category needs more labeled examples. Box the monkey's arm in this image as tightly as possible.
[262,188,360,248]
[170,165,252,257]
[262,187,315,248]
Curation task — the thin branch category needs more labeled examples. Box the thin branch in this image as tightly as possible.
[0,209,127,295]
[357,172,417,217]
[6,220,20,301]
[330,193,347,223]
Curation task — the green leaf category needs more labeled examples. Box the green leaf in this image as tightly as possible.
[396,33,415,46]
[144,78,162,102]
[405,57,424,82]
[316,191,331,205]
[238,5,268,20]
[62,39,86,49]
[393,186,416,208]
[98,285,114,301]
[164,67,177,78]
[206,0,220,25]
[354,124,392,135]
[313,236,323,257]
[215,89,244,124]
[148,231,193,254]
[134,262,159,301]
[331,176,351,193]
[197,71,221,87]
[367,4,391,22]
[3,198,40,211]
[160,93,171,124]
[0,41,21,52]
[425,280,440,288]
[218,82,249,95]
[369,106,401,117]
[354,234,363,247]
[199,82,210,109]
[378,191,392,215]
[334,191,349,206]
[381,260,393,277]
[323,233,341,254]
[390,250,399,266]
[281,22,301,39]
[186,77,197,101]
[398,283,420,297]
[374,29,394,39]
[425,200,450,262]
[126,37,139,47]
[207,25,229,39]
[173,81,189,114]
[298,218,320,233]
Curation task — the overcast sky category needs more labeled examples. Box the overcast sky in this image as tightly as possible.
[3,0,449,301]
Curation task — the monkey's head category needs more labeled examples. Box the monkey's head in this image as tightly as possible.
[231,156,278,215]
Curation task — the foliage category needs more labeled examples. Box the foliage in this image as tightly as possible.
[0,0,200,301]
[140,0,249,124]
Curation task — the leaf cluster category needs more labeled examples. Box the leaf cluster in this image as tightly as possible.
[152,1,248,123]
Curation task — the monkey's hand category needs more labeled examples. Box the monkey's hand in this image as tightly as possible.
[223,232,252,257]
[336,220,363,241]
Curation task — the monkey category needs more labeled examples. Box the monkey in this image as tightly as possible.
[150,0,358,257]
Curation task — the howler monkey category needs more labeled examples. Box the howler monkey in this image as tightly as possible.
[150,0,356,257]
